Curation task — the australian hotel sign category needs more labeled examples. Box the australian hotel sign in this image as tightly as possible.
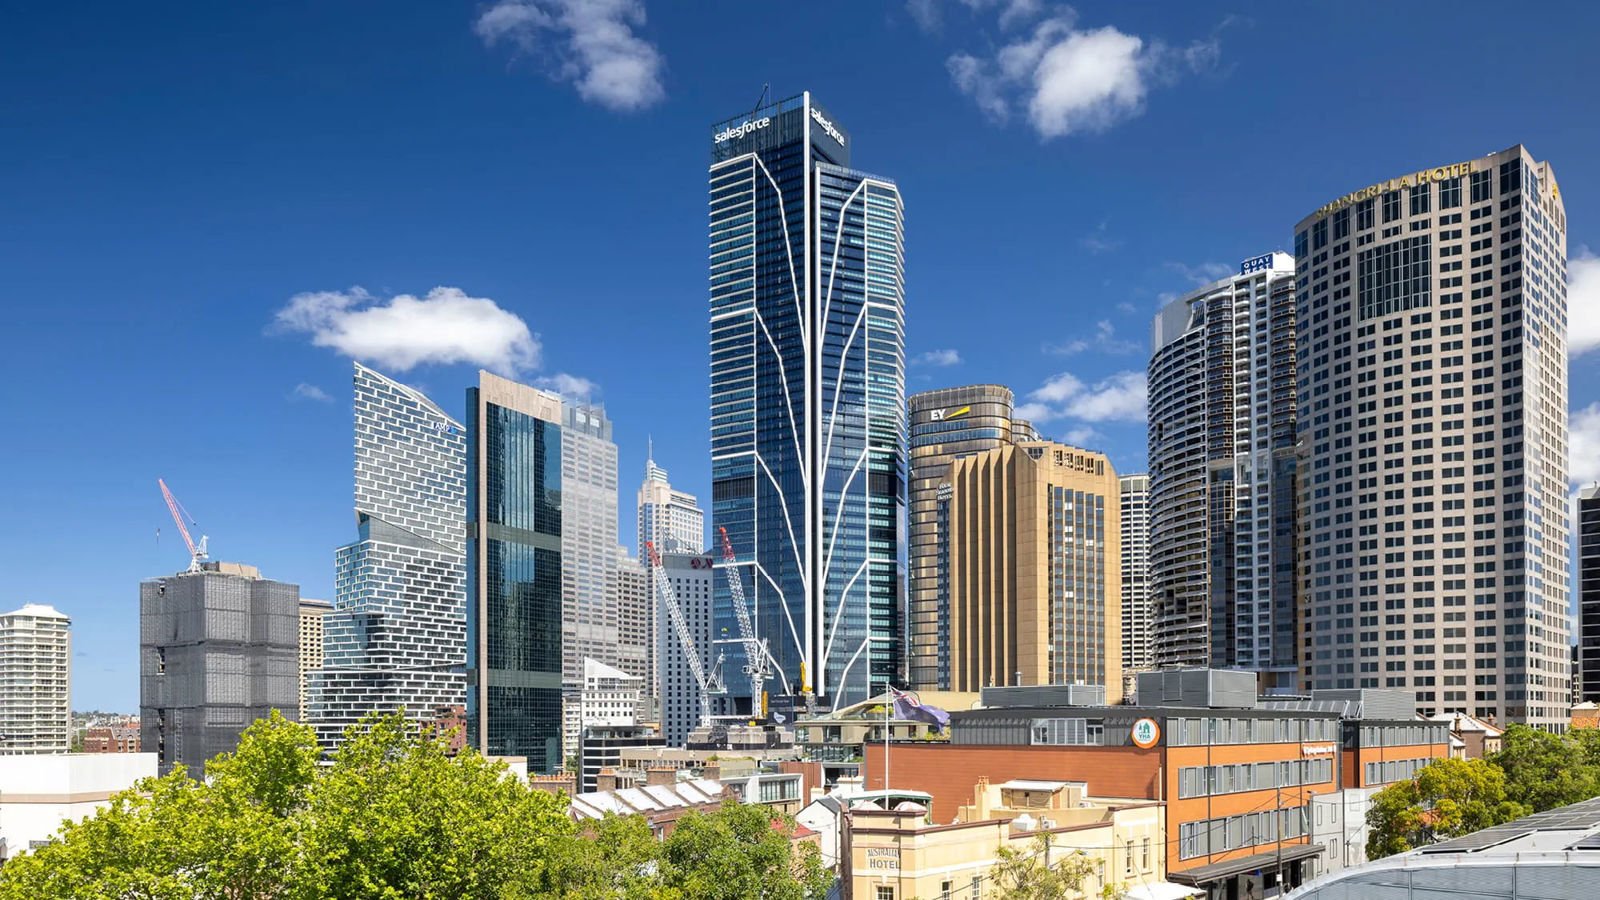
[1311,159,1477,220]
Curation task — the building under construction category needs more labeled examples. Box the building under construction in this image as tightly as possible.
[139,561,299,775]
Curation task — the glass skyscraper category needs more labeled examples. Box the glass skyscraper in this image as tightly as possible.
[465,372,564,771]
[306,363,467,750]
[708,91,906,713]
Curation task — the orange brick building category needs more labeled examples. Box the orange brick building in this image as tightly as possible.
[863,676,1450,898]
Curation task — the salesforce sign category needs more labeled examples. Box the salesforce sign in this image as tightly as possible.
[714,116,771,145]
[810,107,845,147]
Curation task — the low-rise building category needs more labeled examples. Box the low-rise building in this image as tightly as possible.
[579,723,665,794]
[844,783,1170,900]
[1426,711,1505,759]
[0,752,158,860]
[566,774,728,838]
[1287,795,1600,899]
[867,670,1452,898]
[81,726,140,753]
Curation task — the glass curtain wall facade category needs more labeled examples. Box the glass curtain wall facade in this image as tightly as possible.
[1294,146,1570,727]
[306,363,467,750]
[466,372,563,771]
[708,92,906,713]
[1148,254,1299,690]
[907,385,1019,690]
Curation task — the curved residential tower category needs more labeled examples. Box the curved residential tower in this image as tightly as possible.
[1148,253,1299,689]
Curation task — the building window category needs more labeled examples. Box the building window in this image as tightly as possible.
[1357,198,1376,231]
[1030,718,1104,746]
[876,888,895,900]
[1410,184,1431,216]
[1470,171,1492,204]
[1382,190,1402,223]
[1439,177,1462,209]
[1358,236,1433,319]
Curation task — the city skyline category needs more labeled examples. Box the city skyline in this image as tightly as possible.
[5,3,1600,711]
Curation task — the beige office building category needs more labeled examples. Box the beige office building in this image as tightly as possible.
[945,443,1123,699]
[1294,145,1570,727]
[296,598,331,718]
[906,385,1034,691]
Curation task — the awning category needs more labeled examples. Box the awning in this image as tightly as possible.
[1121,881,1205,900]
[1168,843,1325,886]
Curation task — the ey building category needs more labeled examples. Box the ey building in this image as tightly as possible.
[907,385,1036,690]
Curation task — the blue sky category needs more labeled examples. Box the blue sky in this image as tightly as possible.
[3,1,1598,712]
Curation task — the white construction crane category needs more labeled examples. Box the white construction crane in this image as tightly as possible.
[158,478,208,573]
[717,526,772,716]
[645,541,725,728]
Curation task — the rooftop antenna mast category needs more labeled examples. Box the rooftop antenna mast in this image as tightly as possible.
[752,83,769,115]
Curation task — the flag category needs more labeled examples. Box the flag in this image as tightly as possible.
[890,688,950,733]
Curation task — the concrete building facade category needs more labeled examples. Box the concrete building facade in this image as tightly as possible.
[656,551,716,747]
[1148,252,1299,689]
[0,604,70,755]
[1119,474,1154,678]
[907,385,1025,690]
[636,453,705,703]
[1294,146,1571,727]
[1580,485,1600,702]
[945,443,1123,699]
[0,752,157,860]
[140,562,298,775]
[296,598,330,719]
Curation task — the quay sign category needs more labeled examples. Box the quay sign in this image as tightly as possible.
[1240,254,1275,276]
[1311,160,1477,220]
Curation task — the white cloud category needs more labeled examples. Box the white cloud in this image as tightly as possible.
[912,348,963,367]
[906,0,941,32]
[1045,320,1140,356]
[1019,369,1147,423]
[275,286,539,376]
[536,372,600,401]
[291,383,332,403]
[1574,403,1600,488]
[1080,220,1121,254]
[1059,425,1103,447]
[945,9,1220,139]
[1571,250,1600,357]
[1166,260,1233,285]
[475,0,665,112]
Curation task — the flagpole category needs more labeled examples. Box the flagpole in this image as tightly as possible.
[884,684,891,791]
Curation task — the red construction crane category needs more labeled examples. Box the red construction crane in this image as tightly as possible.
[158,478,208,573]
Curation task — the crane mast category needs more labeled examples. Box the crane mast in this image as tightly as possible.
[645,541,724,728]
[158,478,208,573]
[717,527,771,716]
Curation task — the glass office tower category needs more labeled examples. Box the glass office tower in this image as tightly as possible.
[708,91,906,713]
[307,363,467,750]
[465,372,564,771]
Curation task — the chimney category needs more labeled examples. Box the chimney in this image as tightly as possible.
[701,762,721,783]
[598,768,623,793]
[647,766,677,787]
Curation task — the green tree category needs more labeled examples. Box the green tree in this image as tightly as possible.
[657,801,832,900]
[291,712,573,900]
[1492,724,1600,813]
[988,832,1102,900]
[543,813,665,899]
[1365,757,1527,858]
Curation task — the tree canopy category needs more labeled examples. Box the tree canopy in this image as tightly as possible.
[1365,756,1527,858]
[987,832,1104,900]
[0,711,831,900]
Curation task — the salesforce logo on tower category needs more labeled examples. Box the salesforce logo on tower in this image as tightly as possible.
[714,116,771,145]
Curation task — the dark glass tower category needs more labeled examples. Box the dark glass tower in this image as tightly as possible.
[466,372,564,770]
[1580,486,1599,702]
[708,92,906,713]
